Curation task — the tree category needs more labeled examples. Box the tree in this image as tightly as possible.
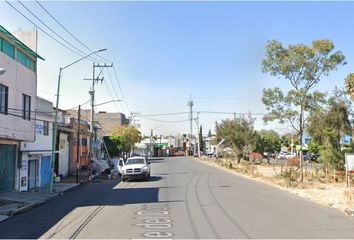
[110,125,142,155]
[344,73,354,101]
[215,115,255,163]
[307,88,352,152]
[199,125,204,153]
[262,39,345,180]
[103,135,124,158]
[254,129,282,155]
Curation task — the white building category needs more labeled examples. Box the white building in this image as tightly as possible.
[0,25,44,193]
[20,97,53,191]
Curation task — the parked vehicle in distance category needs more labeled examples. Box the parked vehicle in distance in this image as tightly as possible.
[173,150,185,156]
[206,150,215,158]
[121,157,151,181]
[277,152,296,160]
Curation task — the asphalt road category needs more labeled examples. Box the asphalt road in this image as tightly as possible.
[0,156,353,239]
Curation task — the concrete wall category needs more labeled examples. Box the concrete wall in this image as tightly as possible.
[21,97,53,152]
[0,52,37,142]
[12,31,38,53]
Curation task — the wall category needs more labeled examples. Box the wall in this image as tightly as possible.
[0,52,36,142]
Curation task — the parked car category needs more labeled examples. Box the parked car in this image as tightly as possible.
[121,157,151,181]
[277,152,296,160]
[304,153,318,162]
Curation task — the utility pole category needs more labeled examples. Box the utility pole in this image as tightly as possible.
[187,95,194,155]
[76,105,81,183]
[84,62,113,161]
[194,112,200,157]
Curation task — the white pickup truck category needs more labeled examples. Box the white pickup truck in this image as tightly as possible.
[121,157,151,182]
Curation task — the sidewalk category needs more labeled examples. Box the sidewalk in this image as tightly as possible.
[0,182,80,222]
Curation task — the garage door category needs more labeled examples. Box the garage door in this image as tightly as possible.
[0,144,16,193]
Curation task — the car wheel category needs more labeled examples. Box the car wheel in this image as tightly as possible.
[121,177,126,182]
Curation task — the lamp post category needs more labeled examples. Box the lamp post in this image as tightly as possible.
[50,48,106,194]
[95,99,122,107]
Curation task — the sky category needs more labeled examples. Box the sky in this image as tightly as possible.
[1,1,354,137]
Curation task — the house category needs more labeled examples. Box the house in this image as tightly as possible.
[54,108,74,178]
[20,97,53,191]
[0,25,44,193]
[68,117,90,175]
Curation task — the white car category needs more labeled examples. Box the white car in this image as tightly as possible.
[121,157,151,182]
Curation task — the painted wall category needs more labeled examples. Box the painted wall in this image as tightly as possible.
[0,52,36,142]
[59,132,70,177]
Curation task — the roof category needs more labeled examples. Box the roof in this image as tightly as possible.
[0,25,44,61]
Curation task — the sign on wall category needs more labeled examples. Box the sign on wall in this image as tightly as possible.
[35,123,43,135]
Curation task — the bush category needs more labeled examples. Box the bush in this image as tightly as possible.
[287,156,300,167]
[249,152,262,164]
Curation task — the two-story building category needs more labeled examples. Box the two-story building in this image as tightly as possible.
[20,97,53,191]
[0,25,44,193]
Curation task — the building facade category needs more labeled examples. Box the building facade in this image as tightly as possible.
[0,25,43,193]
[20,97,53,191]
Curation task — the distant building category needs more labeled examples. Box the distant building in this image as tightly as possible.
[67,110,129,136]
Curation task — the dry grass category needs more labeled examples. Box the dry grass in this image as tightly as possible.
[198,156,354,215]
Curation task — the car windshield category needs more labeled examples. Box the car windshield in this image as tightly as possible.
[125,158,145,165]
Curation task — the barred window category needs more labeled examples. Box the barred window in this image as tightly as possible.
[0,84,8,114]
[22,94,31,120]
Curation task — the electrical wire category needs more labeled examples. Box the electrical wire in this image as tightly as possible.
[5,1,97,62]
[17,1,102,63]
[105,67,125,112]
[35,0,112,64]
[112,66,130,113]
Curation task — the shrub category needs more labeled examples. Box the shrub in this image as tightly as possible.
[287,156,300,167]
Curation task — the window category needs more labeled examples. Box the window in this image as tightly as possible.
[43,121,49,136]
[2,39,15,59]
[0,84,8,114]
[22,94,31,120]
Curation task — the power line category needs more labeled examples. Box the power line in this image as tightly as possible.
[139,112,189,117]
[5,1,96,61]
[104,67,125,112]
[17,1,102,63]
[112,66,130,113]
[141,116,189,123]
[197,111,266,116]
[35,0,111,64]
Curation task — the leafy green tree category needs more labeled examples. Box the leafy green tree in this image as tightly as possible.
[318,129,344,170]
[103,135,124,158]
[110,125,142,154]
[307,88,351,152]
[199,125,204,153]
[215,115,255,163]
[254,130,282,155]
[262,39,345,180]
[344,73,354,101]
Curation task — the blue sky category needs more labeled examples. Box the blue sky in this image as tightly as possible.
[1,1,354,136]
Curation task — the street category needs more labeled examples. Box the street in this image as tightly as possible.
[0,156,353,239]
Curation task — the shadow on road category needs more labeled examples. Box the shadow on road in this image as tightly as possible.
[0,179,167,239]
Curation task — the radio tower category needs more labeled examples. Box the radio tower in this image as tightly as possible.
[187,95,194,140]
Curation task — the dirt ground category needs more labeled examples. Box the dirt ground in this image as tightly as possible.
[198,157,354,215]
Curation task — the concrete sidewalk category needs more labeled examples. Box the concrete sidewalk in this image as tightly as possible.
[0,183,80,222]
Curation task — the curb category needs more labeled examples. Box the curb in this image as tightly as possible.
[0,183,82,222]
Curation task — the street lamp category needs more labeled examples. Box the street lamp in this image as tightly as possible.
[50,48,107,194]
[0,68,5,75]
[94,99,122,107]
